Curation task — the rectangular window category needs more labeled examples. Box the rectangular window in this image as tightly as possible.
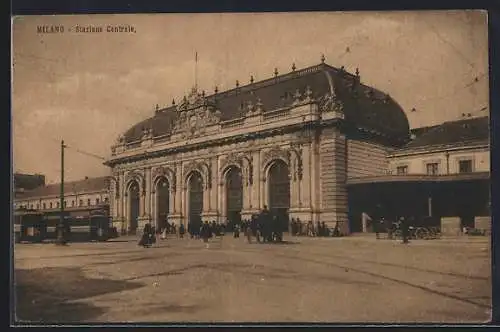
[36,203,40,209]
[71,200,75,207]
[459,160,473,173]
[104,197,109,203]
[43,203,46,209]
[64,201,67,208]
[50,202,53,209]
[79,199,83,207]
[87,199,91,206]
[426,163,439,175]
[96,198,100,205]
[396,166,408,175]
[56,202,60,208]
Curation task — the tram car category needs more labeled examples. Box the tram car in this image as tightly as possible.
[13,209,45,243]
[44,209,113,242]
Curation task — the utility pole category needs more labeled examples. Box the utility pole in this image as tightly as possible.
[56,140,67,245]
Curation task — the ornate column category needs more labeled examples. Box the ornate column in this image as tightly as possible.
[167,162,183,227]
[144,167,152,218]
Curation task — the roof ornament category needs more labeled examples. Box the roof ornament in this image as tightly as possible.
[292,89,302,105]
[214,85,218,94]
[384,94,390,104]
[411,107,416,112]
[246,100,254,113]
[172,99,176,106]
[236,80,239,88]
[304,86,314,103]
[292,63,296,71]
[202,90,205,97]
[155,104,159,113]
[355,67,360,77]
[274,68,279,77]
[250,75,254,84]
[321,54,326,63]
[255,97,264,112]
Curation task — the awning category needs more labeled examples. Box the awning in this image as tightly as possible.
[347,172,490,186]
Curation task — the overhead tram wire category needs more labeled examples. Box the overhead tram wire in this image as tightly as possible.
[46,136,107,161]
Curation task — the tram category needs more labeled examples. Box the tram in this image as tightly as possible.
[14,206,116,243]
[13,209,45,243]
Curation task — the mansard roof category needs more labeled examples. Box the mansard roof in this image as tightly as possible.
[121,62,410,144]
[15,176,110,200]
[402,116,489,150]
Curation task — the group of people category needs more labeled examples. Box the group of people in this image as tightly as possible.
[139,206,347,248]
[373,216,410,243]
[237,206,285,243]
[290,219,339,237]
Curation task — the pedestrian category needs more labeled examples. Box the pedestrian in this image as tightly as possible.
[139,222,152,248]
[233,222,240,238]
[179,223,185,239]
[401,217,409,244]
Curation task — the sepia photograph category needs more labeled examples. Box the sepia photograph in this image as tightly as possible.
[12,11,491,324]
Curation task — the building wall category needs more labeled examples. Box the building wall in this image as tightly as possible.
[347,139,390,178]
[14,191,110,211]
[388,146,489,175]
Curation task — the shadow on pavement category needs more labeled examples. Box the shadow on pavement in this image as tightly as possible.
[14,267,144,323]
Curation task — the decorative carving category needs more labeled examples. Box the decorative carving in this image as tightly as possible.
[183,159,211,189]
[153,165,177,192]
[171,87,222,139]
[292,89,302,106]
[289,146,303,182]
[125,170,143,188]
[141,127,153,140]
[242,154,254,186]
[115,134,125,145]
[303,86,315,103]
[319,91,344,113]
[262,146,291,169]
[220,153,243,172]
[115,179,120,198]
[255,98,264,113]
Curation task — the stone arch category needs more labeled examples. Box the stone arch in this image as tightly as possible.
[266,159,291,231]
[186,170,204,227]
[183,161,209,190]
[126,178,141,234]
[125,170,145,195]
[261,147,291,183]
[154,175,170,231]
[152,166,177,192]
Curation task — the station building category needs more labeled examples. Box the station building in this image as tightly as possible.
[104,61,412,235]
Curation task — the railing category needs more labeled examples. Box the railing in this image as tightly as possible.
[153,135,171,143]
[221,118,245,129]
[126,141,141,149]
[263,108,291,121]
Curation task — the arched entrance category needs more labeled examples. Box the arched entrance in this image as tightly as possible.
[225,166,243,229]
[268,160,290,231]
[128,180,140,234]
[188,171,204,227]
[156,177,170,231]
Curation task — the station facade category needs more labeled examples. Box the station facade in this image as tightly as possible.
[104,61,411,235]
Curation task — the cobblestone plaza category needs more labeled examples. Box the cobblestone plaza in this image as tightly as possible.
[14,235,491,323]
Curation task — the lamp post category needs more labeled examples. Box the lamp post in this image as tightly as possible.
[56,140,67,245]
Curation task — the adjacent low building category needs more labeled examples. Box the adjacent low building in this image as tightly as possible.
[347,115,490,235]
[14,176,111,218]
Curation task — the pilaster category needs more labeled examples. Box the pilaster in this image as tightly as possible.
[319,126,348,234]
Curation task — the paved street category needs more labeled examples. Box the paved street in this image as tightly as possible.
[14,234,491,324]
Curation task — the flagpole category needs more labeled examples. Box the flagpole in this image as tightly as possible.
[195,51,198,90]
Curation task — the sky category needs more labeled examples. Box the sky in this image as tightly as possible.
[12,11,489,184]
